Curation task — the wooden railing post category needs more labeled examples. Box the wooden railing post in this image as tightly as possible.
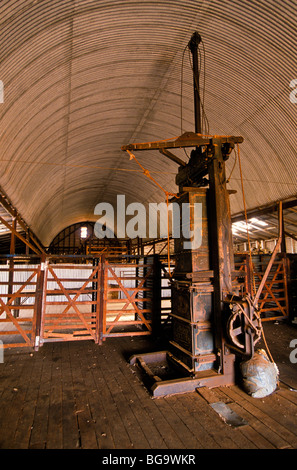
[282,253,290,319]
[95,255,106,345]
[33,255,47,350]
[152,255,162,338]
[8,216,17,318]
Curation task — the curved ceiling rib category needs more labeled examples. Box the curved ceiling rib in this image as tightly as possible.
[0,0,296,246]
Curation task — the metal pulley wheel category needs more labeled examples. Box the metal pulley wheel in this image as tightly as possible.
[227,298,262,350]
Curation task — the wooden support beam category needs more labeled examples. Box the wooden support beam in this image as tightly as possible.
[159,148,186,167]
[121,132,243,152]
[232,197,297,224]
[0,189,45,254]
[269,212,297,229]
[280,202,287,253]
[95,259,105,345]
[8,217,17,318]
[285,230,297,243]
[208,138,234,363]
[0,216,43,255]
[33,255,46,350]
[152,255,161,338]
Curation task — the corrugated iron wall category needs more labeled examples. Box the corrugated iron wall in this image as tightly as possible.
[0,1,296,246]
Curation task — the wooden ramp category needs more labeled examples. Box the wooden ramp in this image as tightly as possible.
[0,324,297,450]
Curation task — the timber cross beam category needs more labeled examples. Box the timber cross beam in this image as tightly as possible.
[0,189,45,255]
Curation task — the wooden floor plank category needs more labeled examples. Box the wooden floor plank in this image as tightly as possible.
[167,394,220,449]
[138,399,185,449]
[157,397,201,448]
[98,343,152,449]
[29,345,53,449]
[204,386,276,448]
[0,349,19,398]
[219,386,293,448]
[118,341,188,449]
[222,400,275,449]
[182,392,241,449]
[75,343,115,449]
[161,395,205,449]
[68,342,99,449]
[106,341,170,449]
[92,348,167,449]
[196,387,258,449]
[278,383,297,406]
[1,322,297,450]
[107,338,186,449]
[0,354,32,448]
[46,344,63,449]
[247,388,297,438]
[227,385,297,447]
[60,343,81,449]
[81,343,133,449]
[12,352,44,448]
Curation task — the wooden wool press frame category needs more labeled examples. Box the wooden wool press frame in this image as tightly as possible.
[121,32,260,397]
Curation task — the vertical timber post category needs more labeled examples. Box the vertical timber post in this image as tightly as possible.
[208,138,236,377]
[279,202,289,318]
[152,254,162,338]
[279,202,287,254]
[92,257,97,316]
[25,231,30,255]
[33,254,47,350]
[8,216,17,318]
[95,255,106,345]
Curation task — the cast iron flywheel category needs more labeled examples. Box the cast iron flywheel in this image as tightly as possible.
[227,298,262,350]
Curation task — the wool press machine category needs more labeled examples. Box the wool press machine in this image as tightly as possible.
[121,32,267,397]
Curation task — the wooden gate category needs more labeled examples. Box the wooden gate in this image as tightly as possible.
[0,261,42,348]
[0,255,161,349]
[41,260,102,344]
[235,253,289,321]
[103,258,156,339]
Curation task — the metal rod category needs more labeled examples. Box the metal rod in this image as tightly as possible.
[188,31,202,134]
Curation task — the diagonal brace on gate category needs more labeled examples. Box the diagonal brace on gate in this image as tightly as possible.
[0,269,39,345]
[46,265,99,340]
[106,264,153,335]
[253,261,287,317]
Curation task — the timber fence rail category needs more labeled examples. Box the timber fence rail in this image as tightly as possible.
[0,254,161,349]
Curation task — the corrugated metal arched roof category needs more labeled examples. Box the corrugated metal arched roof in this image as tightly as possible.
[0,0,296,246]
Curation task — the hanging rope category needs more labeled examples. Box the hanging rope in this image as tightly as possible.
[126,150,179,277]
[237,143,256,297]
[236,144,276,364]
[125,136,245,278]
[226,145,237,184]
[126,150,178,199]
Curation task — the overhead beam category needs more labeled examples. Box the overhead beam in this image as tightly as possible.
[0,188,45,255]
[285,231,297,243]
[122,132,243,152]
[159,148,186,167]
[231,197,297,223]
[0,216,42,255]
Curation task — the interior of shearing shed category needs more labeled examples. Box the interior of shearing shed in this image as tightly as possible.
[0,0,297,455]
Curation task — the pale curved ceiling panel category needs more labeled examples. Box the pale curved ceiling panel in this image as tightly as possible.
[0,0,296,246]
